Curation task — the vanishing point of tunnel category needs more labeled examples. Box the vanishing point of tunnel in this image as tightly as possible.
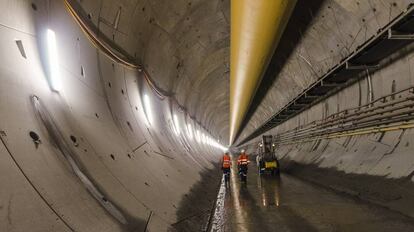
[2,0,414,231]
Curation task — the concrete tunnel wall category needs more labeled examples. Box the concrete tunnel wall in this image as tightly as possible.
[77,0,230,143]
[3,0,414,231]
[264,44,414,217]
[237,0,414,141]
[240,0,414,220]
[0,0,227,231]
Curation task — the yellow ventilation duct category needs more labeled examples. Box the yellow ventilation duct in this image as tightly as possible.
[229,0,297,144]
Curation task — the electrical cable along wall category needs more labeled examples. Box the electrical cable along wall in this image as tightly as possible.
[272,87,414,145]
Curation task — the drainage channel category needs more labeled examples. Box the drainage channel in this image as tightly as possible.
[207,176,227,232]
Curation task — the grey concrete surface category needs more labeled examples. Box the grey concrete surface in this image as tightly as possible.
[0,0,225,231]
[238,0,414,224]
[2,0,414,231]
[216,160,414,232]
[236,0,414,143]
[78,0,230,143]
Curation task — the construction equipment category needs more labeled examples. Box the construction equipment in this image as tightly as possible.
[256,135,280,176]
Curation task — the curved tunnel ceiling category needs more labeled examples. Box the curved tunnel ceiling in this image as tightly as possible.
[77,0,231,144]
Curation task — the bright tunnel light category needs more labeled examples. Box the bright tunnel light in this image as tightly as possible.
[46,29,61,92]
[192,126,227,151]
[187,123,193,139]
[173,114,180,135]
[143,94,153,125]
[204,134,228,151]
[196,130,201,143]
[210,139,228,152]
[202,133,206,144]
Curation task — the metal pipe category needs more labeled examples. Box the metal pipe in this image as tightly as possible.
[277,111,414,143]
[258,91,414,145]
[275,122,414,146]
[270,88,414,143]
[277,87,414,137]
[366,69,374,106]
[229,0,296,144]
[277,107,414,141]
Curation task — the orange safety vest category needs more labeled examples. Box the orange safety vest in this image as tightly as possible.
[238,154,249,166]
[222,155,231,168]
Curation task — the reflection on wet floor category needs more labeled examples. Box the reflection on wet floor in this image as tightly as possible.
[211,159,414,232]
[257,175,281,207]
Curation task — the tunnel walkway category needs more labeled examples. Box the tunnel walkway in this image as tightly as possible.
[211,158,414,232]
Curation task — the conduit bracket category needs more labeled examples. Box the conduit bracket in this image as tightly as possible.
[387,29,414,40]
[293,102,307,107]
[320,80,339,87]
[304,93,320,99]
[345,62,380,70]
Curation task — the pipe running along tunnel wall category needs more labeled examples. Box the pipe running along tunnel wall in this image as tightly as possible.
[229,0,296,143]
[0,0,228,231]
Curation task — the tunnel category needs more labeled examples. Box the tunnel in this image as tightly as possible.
[2,0,414,231]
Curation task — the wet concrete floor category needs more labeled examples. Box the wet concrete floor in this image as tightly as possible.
[211,159,414,232]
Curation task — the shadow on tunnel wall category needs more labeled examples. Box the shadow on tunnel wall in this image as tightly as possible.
[235,0,326,142]
[170,163,221,232]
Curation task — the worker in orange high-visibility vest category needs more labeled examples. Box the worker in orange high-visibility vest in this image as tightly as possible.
[238,149,249,182]
[222,152,231,185]
[222,152,231,171]
[237,150,249,166]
